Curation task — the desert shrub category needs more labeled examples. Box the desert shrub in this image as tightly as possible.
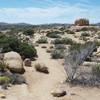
[41,45,47,48]
[59,27,66,31]
[66,30,75,34]
[46,32,61,38]
[46,49,52,53]
[0,36,20,53]
[51,49,64,59]
[18,42,37,59]
[0,76,11,89]
[23,29,34,36]
[0,35,37,59]
[55,44,66,50]
[95,41,100,46]
[49,45,54,49]
[35,63,49,74]
[0,63,7,71]
[36,36,48,44]
[92,64,100,77]
[70,43,82,51]
[81,32,90,37]
[50,31,63,34]
[53,37,73,45]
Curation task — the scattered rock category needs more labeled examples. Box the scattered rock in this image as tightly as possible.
[24,58,31,67]
[35,63,49,74]
[51,88,66,97]
[4,51,25,74]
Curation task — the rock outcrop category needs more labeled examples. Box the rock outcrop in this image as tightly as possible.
[4,51,25,74]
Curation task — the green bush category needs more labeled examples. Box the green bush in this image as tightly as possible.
[46,32,61,38]
[23,29,34,36]
[66,30,75,34]
[92,64,100,77]
[51,49,64,59]
[55,44,66,50]
[70,43,82,51]
[0,76,11,85]
[53,37,73,45]
[0,35,37,59]
[0,63,7,71]
[81,32,90,37]
[36,36,48,44]
[18,43,37,59]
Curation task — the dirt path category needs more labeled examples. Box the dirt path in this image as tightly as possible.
[25,45,67,100]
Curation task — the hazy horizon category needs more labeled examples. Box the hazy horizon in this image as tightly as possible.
[0,0,100,24]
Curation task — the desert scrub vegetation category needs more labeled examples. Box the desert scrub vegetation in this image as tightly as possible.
[65,42,96,85]
[23,29,34,36]
[81,32,90,37]
[0,34,37,59]
[36,36,48,44]
[41,45,47,48]
[65,30,75,34]
[35,63,49,74]
[51,49,64,59]
[51,45,66,59]
[0,76,11,89]
[52,37,74,45]
[70,43,82,51]
[46,31,61,38]
[0,76,11,85]
[0,62,7,71]
[92,64,100,77]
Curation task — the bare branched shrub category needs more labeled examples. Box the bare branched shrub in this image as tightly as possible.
[64,42,96,82]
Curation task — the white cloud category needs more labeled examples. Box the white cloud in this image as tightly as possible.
[0,3,99,24]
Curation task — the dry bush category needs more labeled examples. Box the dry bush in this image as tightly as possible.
[41,45,47,48]
[35,63,49,74]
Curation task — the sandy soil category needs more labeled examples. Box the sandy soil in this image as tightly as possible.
[1,36,100,100]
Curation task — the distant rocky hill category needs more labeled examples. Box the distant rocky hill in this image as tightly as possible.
[0,22,71,30]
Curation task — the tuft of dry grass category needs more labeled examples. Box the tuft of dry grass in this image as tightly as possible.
[35,63,49,74]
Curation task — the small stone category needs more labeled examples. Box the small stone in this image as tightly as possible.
[24,58,31,67]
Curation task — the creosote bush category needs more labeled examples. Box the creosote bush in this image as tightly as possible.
[0,62,7,71]
[51,49,64,59]
[66,30,75,34]
[92,64,100,77]
[35,63,49,74]
[53,37,73,45]
[23,29,34,36]
[81,32,90,37]
[46,32,61,38]
[0,34,37,59]
[36,36,48,44]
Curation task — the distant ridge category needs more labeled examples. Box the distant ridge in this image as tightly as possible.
[0,22,71,30]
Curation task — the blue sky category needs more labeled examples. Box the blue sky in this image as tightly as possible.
[0,0,100,24]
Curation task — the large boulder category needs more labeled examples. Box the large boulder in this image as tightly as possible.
[4,51,25,74]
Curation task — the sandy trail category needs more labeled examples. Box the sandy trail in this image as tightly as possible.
[25,45,67,100]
